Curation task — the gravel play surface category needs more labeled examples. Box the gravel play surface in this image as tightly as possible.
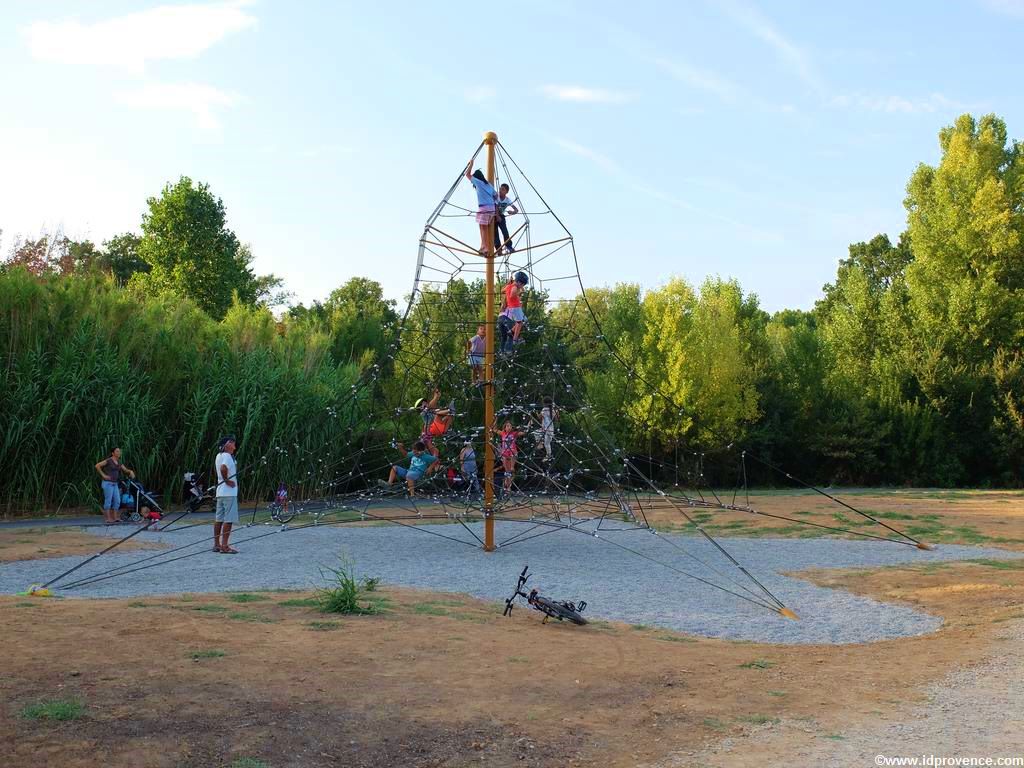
[3,520,1021,644]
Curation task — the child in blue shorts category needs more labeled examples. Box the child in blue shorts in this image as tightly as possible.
[380,440,438,495]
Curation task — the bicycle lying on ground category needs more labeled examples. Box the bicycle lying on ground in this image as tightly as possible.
[502,565,588,625]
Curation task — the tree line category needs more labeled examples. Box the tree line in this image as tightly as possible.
[1,113,1021,513]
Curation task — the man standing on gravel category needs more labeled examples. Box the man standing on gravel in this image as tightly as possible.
[214,436,239,554]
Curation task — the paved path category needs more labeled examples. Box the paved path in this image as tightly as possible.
[662,619,1024,766]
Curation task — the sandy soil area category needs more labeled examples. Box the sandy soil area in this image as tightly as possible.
[2,491,1022,767]
[0,526,165,564]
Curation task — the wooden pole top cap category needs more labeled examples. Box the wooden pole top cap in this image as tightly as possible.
[483,131,498,143]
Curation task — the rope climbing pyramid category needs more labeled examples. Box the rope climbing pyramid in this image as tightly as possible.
[42,132,929,620]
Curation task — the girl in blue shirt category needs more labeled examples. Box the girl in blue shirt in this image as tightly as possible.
[465,162,497,254]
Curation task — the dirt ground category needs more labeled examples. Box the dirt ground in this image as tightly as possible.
[0,526,164,563]
[639,488,1024,551]
[2,490,1023,768]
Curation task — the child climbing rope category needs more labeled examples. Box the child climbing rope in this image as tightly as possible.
[415,388,455,457]
[466,324,486,385]
[497,419,528,494]
[460,441,481,495]
[465,162,497,254]
[493,183,518,254]
[380,441,438,496]
[498,272,529,354]
[535,396,559,462]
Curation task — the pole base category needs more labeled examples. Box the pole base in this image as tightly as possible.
[916,542,935,551]
[778,607,799,620]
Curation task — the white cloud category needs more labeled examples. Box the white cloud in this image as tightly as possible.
[716,0,822,91]
[22,1,257,75]
[549,136,782,243]
[464,86,497,104]
[539,85,632,104]
[655,58,741,102]
[115,82,240,132]
[550,137,622,174]
[831,92,970,114]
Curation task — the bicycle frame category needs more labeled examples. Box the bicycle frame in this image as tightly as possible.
[503,565,587,623]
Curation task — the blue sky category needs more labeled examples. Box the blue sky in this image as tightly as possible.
[1,0,1021,312]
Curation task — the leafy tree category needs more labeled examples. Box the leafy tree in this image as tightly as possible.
[904,114,1024,363]
[628,277,760,449]
[101,233,149,285]
[6,235,58,275]
[131,177,279,319]
[289,277,399,368]
[901,114,1024,481]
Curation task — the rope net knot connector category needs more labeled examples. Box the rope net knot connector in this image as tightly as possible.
[778,607,799,620]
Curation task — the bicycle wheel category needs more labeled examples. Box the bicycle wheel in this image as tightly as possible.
[267,502,295,525]
[532,596,587,626]
[275,505,296,524]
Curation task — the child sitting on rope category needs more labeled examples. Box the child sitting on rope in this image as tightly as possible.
[466,324,486,385]
[465,162,497,255]
[415,388,455,457]
[498,272,529,354]
[493,184,518,254]
[380,441,438,495]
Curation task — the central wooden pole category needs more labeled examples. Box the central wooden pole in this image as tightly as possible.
[483,131,497,551]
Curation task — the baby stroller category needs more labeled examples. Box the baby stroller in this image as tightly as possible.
[118,477,164,523]
[183,472,214,514]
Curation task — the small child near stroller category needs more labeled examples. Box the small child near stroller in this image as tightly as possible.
[118,477,164,524]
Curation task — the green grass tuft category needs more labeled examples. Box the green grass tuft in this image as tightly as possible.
[969,558,1024,570]
[315,559,381,615]
[20,698,85,721]
[278,598,319,608]
[739,659,775,669]
[411,603,448,616]
[190,649,226,660]
[227,592,270,603]
[737,714,779,725]
[227,611,275,623]
[230,759,269,768]
[655,633,697,643]
[307,621,341,631]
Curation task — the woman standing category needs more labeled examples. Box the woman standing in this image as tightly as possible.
[95,447,135,525]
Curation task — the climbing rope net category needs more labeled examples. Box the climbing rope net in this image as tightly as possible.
[46,137,930,619]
